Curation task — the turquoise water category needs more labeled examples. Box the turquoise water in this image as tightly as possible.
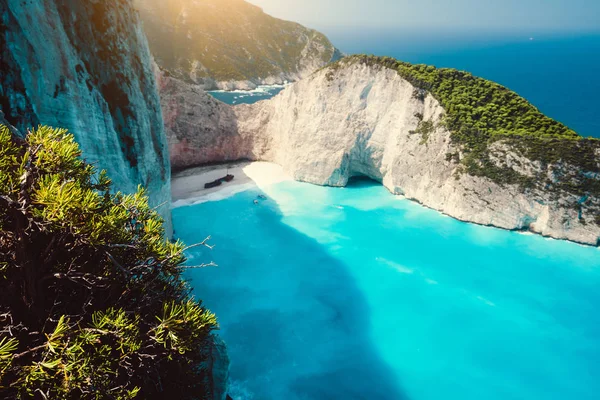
[173,179,600,400]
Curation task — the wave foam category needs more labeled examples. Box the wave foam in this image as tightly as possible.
[208,83,289,95]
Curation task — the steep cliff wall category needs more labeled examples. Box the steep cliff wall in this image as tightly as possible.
[0,0,172,232]
[161,60,600,246]
[137,0,341,90]
[156,66,250,171]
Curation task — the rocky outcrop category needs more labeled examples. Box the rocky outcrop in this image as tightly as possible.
[203,335,230,400]
[1,2,230,396]
[156,66,250,171]
[136,0,341,90]
[161,61,600,246]
[0,0,172,233]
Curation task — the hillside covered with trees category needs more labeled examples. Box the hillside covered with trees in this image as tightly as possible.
[136,0,341,87]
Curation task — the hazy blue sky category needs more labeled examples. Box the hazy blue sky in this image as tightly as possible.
[249,0,600,32]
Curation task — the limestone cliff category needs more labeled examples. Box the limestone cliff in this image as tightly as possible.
[137,0,341,90]
[160,59,600,246]
[0,0,172,232]
[156,66,247,171]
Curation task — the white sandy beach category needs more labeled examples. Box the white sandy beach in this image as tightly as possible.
[171,161,291,207]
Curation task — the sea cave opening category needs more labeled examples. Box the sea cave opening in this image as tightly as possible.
[346,174,383,189]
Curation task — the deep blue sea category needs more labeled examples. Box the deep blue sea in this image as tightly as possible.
[174,180,600,400]
[210,32,600,138]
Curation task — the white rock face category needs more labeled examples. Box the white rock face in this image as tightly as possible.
[160,63,600,246]
[0,0,172,234]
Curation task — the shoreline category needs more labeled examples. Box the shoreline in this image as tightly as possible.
[171,162,599,249]
[171,161,291,208]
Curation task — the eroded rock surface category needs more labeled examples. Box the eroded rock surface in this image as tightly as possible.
[156,67,249,171]
[0,0,172,232]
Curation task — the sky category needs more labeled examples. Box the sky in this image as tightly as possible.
[248,0,600,33]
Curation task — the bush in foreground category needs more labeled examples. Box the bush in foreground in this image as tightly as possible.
[0,125,218,399]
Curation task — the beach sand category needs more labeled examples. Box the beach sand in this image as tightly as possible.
[171,161,291,207]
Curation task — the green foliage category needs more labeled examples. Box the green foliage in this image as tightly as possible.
[0,338,18,375]
[397,63,578,142]
[0,126,23,199]
[151,301,217,355]
[410,120,436,145]
[0,126,218,399]
[16,313,143,399]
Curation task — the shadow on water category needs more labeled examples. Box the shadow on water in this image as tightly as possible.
[345,175,383,189]
[173,189,411,400]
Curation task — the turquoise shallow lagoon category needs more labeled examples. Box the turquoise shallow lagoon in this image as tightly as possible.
[173,179,600,400]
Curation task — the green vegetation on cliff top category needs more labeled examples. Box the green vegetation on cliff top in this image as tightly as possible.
[330,55,599,170]
[331,55,587,143]
[0,126,219,399]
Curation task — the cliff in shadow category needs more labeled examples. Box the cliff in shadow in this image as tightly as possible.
[0,0,172,232]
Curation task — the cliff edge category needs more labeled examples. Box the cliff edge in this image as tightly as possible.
[161,56,600,246]
[1,1,230,397]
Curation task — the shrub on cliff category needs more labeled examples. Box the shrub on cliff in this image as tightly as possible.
[0,125,218,399]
